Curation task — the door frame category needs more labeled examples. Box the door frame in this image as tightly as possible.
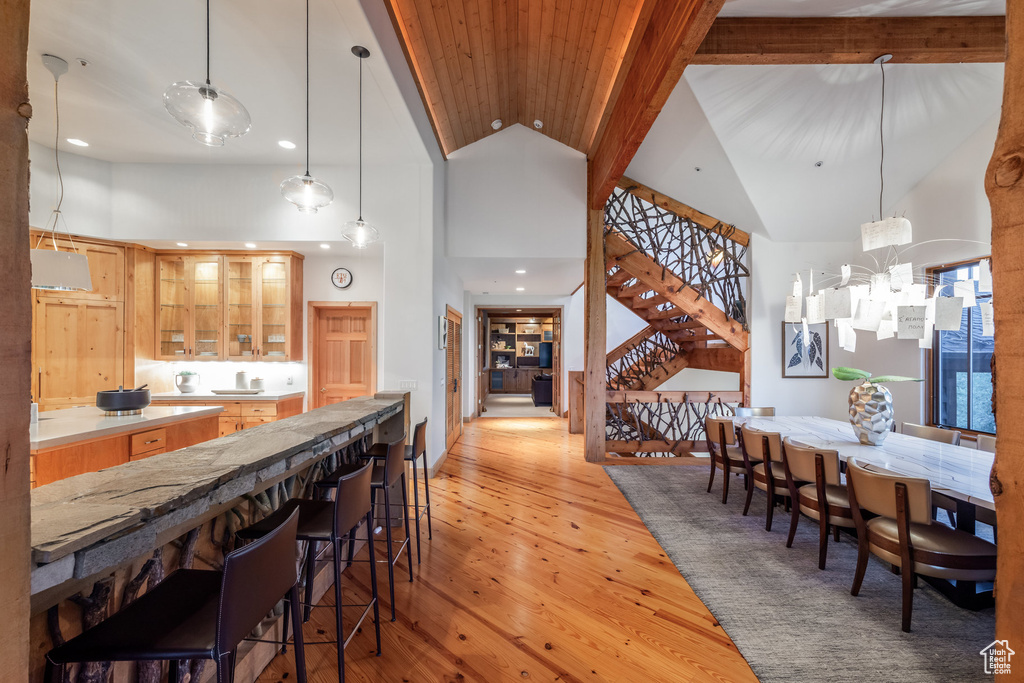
[445,305,463,451]
[307,301,377,410]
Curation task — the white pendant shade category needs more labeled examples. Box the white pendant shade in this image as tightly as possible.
[163,80,251,146]
[281,173,334,214]
[341,218,380,249]
[31,249,93,291]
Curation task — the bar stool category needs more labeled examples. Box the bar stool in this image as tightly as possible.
[406,418,432,561]
[323,437,413,621]
[45,509,306,683]
[236,460,380,683]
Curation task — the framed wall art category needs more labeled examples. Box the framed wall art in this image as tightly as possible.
[782,321,829,378]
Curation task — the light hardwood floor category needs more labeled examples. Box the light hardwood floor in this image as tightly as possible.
[259,417,756,682]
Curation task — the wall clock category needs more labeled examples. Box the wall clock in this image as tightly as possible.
[331,267,353,289]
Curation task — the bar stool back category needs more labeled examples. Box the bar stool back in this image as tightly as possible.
[407,418,432,562]
[45,509,305,683]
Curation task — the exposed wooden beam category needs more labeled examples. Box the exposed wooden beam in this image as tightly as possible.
[985,1,1023,657]
[693,16,1006,65]
[606,325,657,365]
[587,0,726,209]
[686,347,743,373]
[618,175,751,246]
[583,204,607,463]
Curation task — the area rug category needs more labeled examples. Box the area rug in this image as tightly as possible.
[604,465,995,683]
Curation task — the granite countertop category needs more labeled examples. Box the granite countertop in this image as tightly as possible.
[30,405,225,451]
[30,395,403,576]
[151,390,306,402]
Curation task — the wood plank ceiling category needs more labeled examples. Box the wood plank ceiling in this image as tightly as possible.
[384,0,648,157]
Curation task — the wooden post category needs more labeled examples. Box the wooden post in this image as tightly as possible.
[583,203,607,463]
[985,2,1023,658]
[0,0,34,676]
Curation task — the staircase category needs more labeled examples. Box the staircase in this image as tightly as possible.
[604,177,750,395]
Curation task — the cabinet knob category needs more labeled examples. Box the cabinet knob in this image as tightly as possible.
[320,387,327,393]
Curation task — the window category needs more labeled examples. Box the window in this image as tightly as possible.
[929,259,994,434]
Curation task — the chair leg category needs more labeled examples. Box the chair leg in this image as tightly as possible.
[742,475,755,516]
[945,509,956,526]
[765,481,775,532]
[382,484,397,621]
[817,515,829,570]
[332,537,346,683]
[281,590,291,654]
[411,457,422,563]
[785,501,799,548]
[302,541,315,623]
[422,454,433,540]
[366,510,382,656]
[721,465,730,505]
[401,473,414,582]
[851,538,870,596]
[215,649,236,683]
[707,455,717,493]
[833,525,840,542]
[43,658,64,683]
[901,563,915,632]
[289,584,308,683]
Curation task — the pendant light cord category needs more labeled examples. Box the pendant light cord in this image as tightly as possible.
[878,59,886,221]
[358,54,363,221]
[305,0,310,177]
[205,0,211,85]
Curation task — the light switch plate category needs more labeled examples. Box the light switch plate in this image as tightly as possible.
[399,380,417,390]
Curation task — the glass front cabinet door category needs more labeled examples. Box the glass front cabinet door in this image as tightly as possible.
[225,256,255,360]
[255,255,301,361]
[155,255,224,361]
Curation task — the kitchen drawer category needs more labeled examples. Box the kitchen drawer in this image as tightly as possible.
[129,446,166,461]
[214,401,243,416]
[130,428,167,456]
[243,416,276,428]
[240,402,277,417]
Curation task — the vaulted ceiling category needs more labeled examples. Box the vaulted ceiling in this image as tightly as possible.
[383,0,650,157]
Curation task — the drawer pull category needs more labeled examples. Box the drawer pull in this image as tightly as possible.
[144,439,162,445]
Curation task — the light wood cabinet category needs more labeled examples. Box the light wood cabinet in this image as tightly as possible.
[156,396,303,437]
[155,254,224,361]
[225,255,303,361]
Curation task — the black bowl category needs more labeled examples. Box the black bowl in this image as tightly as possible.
[96,388,151,412]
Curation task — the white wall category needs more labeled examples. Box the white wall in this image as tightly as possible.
[446,124,586,260]
[28,140,113,237]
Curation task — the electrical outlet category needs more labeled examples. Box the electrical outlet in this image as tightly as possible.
[286,376,293,385]
[399,380,417,390]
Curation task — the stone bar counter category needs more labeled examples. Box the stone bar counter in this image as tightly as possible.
[28,393,406,682]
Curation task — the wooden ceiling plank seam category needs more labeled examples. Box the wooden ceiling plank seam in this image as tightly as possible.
[409,0,470,150]
[435,0,483,146]
[448,0,489,142]
[516,0,530,127]
[693,15,1007,65]
[380,1,454,157]
[522,0,544,128]
[530,0,557,136]
[549,0,588,145]
[578,0,645,154]
[559,0,604,151]
[541,0,573,143]
[508,0,521,124]
[567,0,618,151]
[588,0,724,208]
[492,0,512,130]
[475,0,504,133]
[585,0,657,156]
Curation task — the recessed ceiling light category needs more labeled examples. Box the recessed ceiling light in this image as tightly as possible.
[516,309,522,312]
[515,269,526,274]
[66,138,88,147]
[491,119,502,130]
[320,243,330,249]
[176,242,188,247]
[244,243,256,249]
[533,120,543,129]
[278,140,296,149]
[516,287,525,291]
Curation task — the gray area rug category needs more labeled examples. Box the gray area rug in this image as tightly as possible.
[604,465,995,683]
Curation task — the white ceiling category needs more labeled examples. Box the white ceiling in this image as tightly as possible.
[448,257,584,296]
[719,0,1004,17]
[26,0,427,166]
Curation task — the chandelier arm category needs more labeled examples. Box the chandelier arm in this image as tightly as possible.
[879,59,886,221]
[305,0,310,177]
[206,0,211,84]
[358,52,363,220]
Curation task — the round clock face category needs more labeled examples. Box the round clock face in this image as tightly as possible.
[331,267,353,289]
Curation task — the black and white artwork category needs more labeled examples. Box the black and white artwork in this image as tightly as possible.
[781,322,829,378]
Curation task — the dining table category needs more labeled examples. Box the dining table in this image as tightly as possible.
[734,415,995,609]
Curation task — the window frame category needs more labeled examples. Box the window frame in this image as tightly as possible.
[926,255,994,436]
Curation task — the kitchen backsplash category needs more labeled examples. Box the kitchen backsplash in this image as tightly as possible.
[160,360,309,395]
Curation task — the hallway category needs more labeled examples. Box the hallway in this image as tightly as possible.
[259,418,755,682]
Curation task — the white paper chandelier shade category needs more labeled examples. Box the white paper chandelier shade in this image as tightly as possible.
[31,249,93,291]
[163,80,251,146]
[280,173,334,214]
[341,218,379,249]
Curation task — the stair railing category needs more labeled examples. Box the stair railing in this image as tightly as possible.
[605,391,742,458]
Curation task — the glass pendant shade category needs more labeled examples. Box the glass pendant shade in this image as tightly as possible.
[281,173,334,214]
[341,218,380,249]
[31,249,93,291]
[163,81,251,146]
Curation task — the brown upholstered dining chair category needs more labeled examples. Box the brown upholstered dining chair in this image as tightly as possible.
[780,438,856,569]
[976,434,997,453]
[739,424,800,531]
[846,459,997,632]
[705,415,754,504]
[902,422,961,445]
[735,406,775,417]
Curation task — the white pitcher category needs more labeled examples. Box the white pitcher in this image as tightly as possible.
[175,373,200,393]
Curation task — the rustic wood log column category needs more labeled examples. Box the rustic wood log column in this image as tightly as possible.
[0,0,33,675]
[583,201,607,463]
[985,3,1023,658]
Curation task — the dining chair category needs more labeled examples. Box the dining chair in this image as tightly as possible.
[739,424,797,531]
[704,415,751,504]
[901,422,961,445]
[976,434,997,453]
[846,459,997,632]
[781,438,856,569]
[45,509,306,683]
[735,406,775,417]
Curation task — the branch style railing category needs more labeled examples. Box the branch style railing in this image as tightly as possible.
[606,391,742,457]
[605,184,750,328]
[606,328,683,390]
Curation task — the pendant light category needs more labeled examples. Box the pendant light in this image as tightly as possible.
[341,46,380,248]
[280,0,334,214]
[31,54,93,292]
[163,0,251,146]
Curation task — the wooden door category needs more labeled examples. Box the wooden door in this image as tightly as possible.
[34,297,125,409]
[446,307,463,450]
[311,304,376,408]
[477,311,487,415]
[552,310,561,415]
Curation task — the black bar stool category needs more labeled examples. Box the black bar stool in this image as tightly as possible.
[236,460,381,683]
[45,509,306,683]
[406,418,432,562]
